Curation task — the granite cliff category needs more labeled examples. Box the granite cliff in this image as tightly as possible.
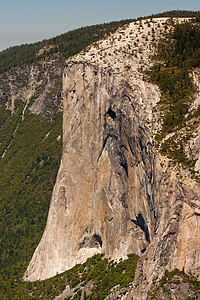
[23,18,200,298]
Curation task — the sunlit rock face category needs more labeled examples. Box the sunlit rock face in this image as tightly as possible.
[23,61,157,281]
[23,18,200,300]
[24,61,200,289]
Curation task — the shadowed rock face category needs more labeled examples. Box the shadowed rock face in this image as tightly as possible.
[23,62,200,300]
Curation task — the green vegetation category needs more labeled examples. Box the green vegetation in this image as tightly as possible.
[147,16,200,169]
[150,269,200,299]
[0,109,63,298]
[0,107,11,127]
[147,10,200,19]
[0,253,139,299]
[0,20,134,74]
[0,102,25,157]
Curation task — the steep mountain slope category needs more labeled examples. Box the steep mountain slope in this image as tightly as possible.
[23,17,200,299]
[0,19,134,299]
[0,11,200,300]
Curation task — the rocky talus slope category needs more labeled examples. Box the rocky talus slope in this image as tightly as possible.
[23,18,200,299]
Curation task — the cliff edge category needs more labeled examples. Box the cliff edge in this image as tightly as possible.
[23,18,200,299]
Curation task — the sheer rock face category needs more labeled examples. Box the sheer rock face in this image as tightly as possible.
[23,18,200,298]
[23,61,200,291]
[23,61,158,281]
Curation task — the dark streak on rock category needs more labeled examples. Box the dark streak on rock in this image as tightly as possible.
[131,213,150,243]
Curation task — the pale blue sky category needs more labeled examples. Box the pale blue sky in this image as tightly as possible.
[0,0,199,50]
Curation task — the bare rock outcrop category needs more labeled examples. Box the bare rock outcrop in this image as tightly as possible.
[24,60,200,291]
[24,61,157,281]
[23,18,200,299]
